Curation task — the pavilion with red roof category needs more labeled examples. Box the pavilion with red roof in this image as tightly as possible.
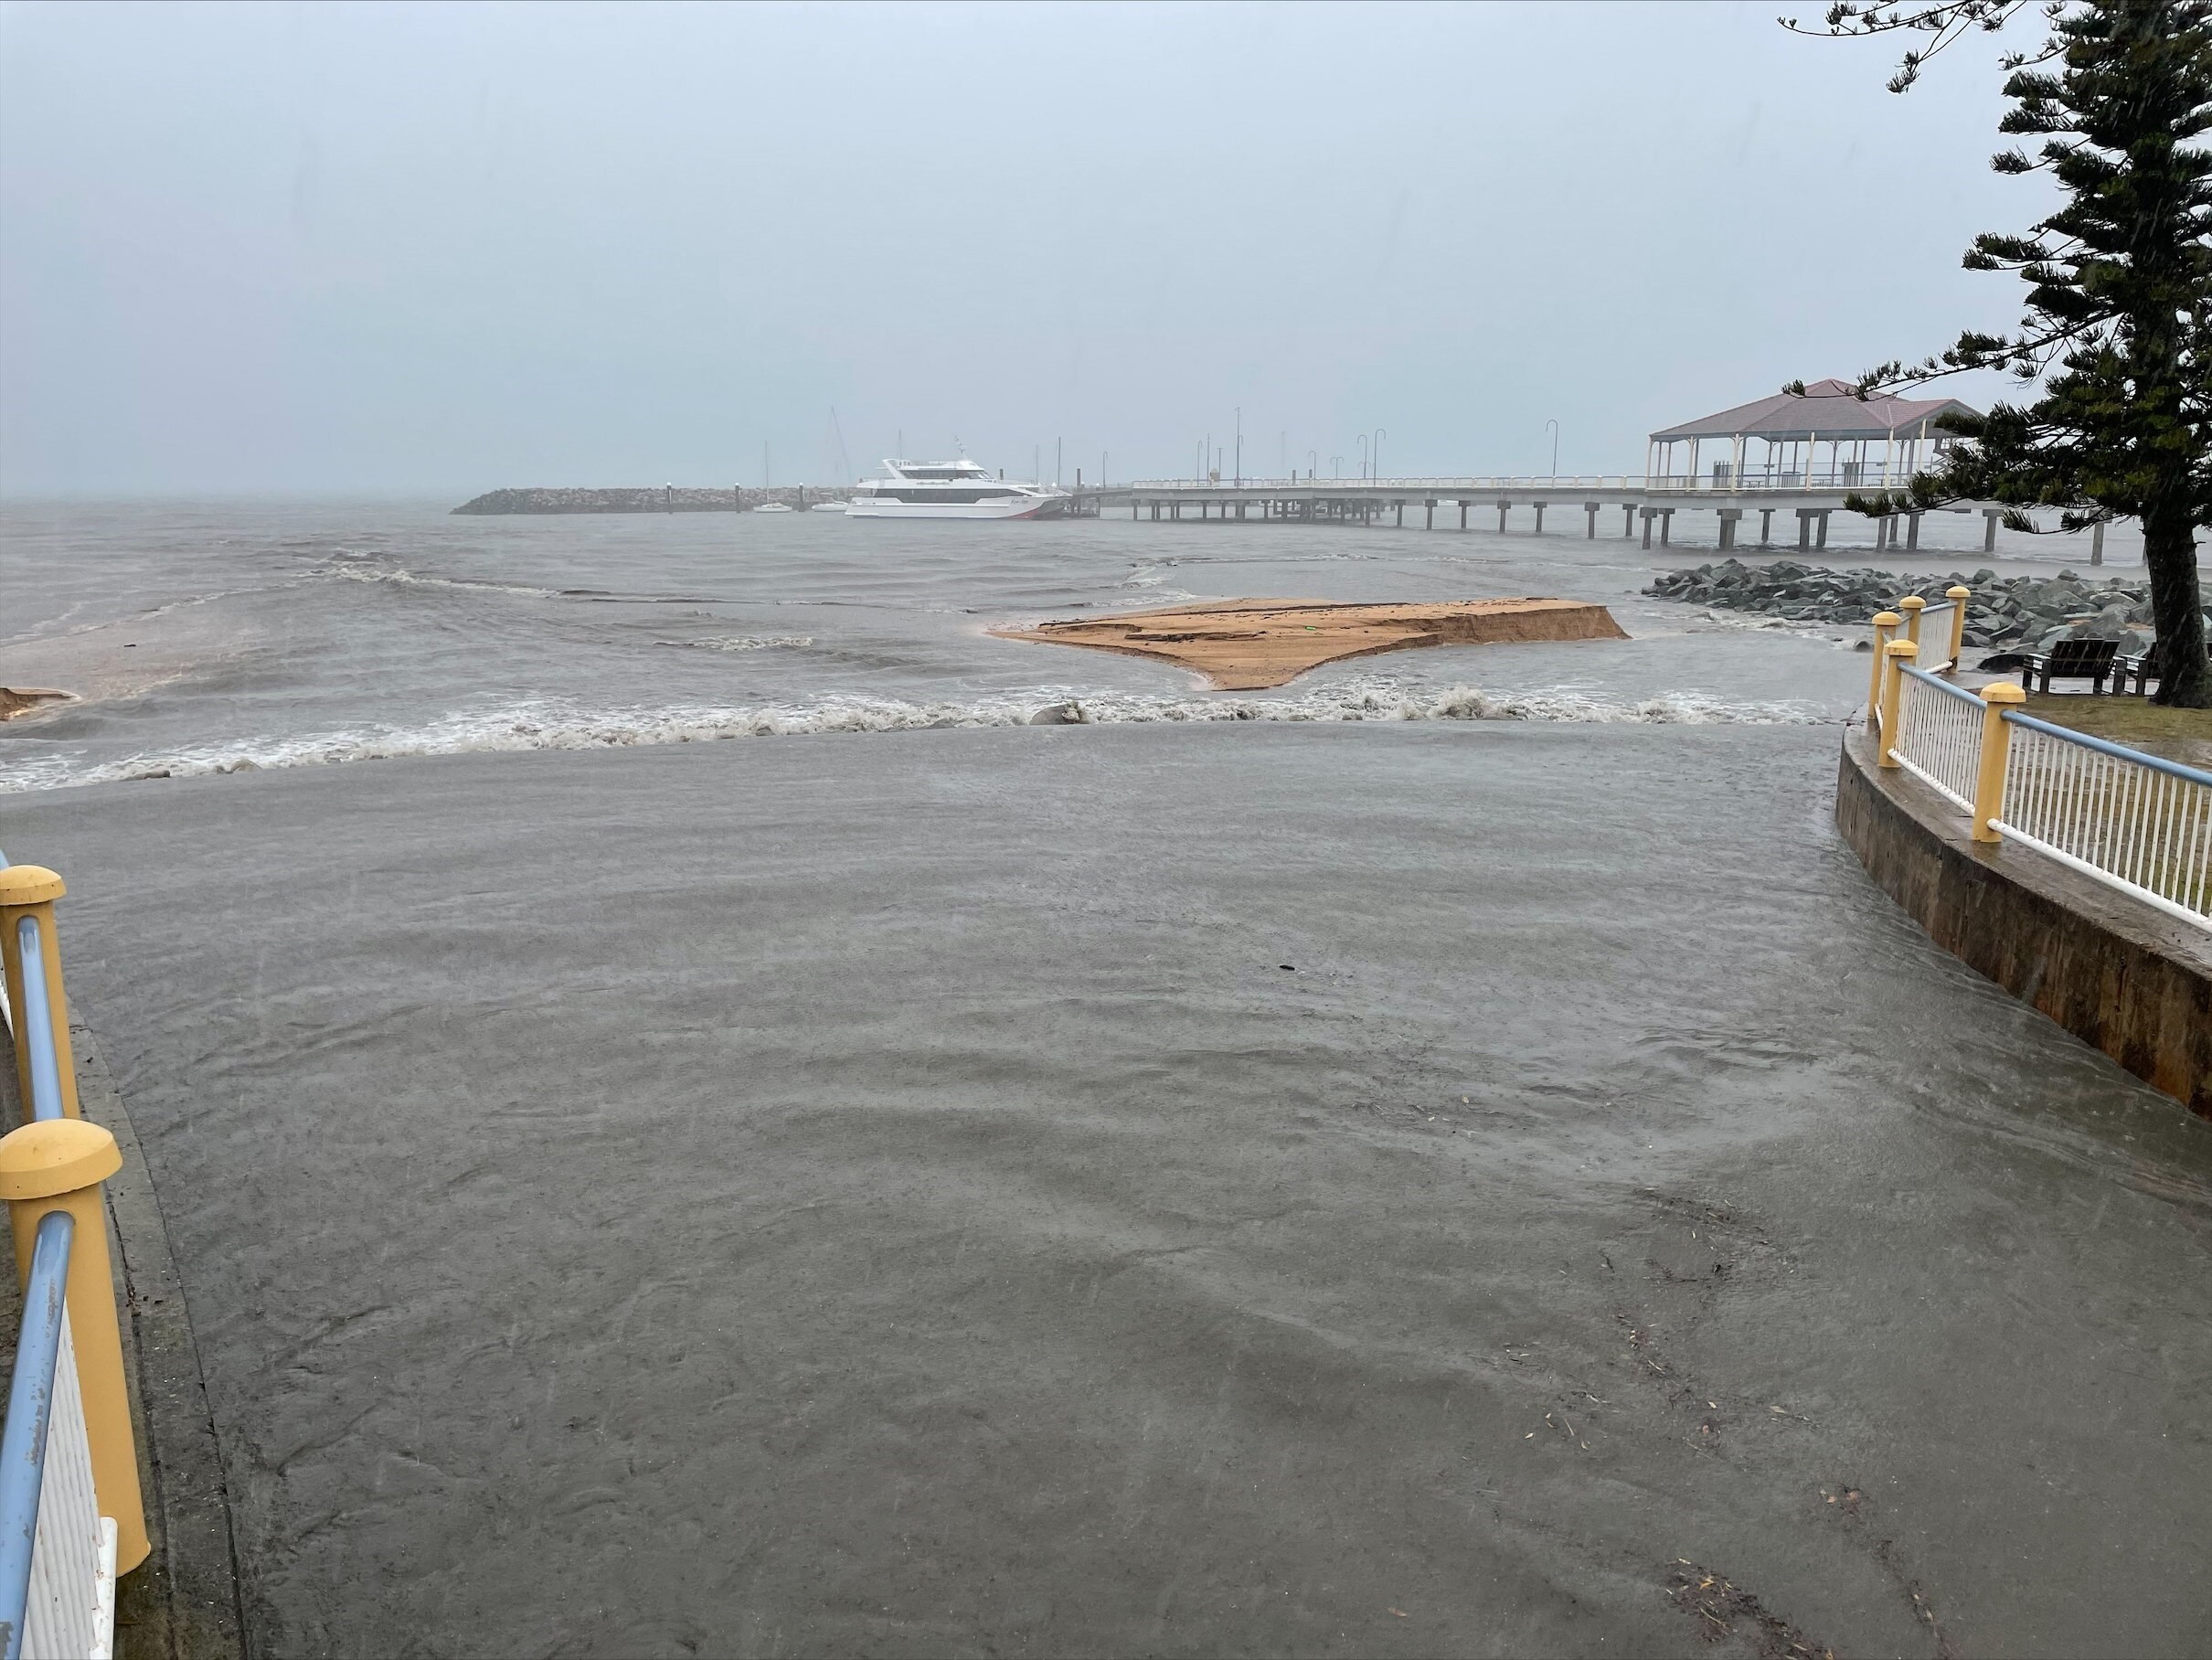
[1647,378,1980,492]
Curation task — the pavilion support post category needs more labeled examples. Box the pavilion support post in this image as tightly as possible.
[1983,509,2001,552]
[1797,509,1813,551]
[2091,520,2106,565]
[1717,509,1742,551]
[1532,503,1546,535]
[1906,512,1921,552]
[1641,507,1654,549]
[1460,502,1468,531]
[1659,510,1672,547]
[1394,502,1403,528]
[1584,503,1600,539]
[1622,505,1634,537]
[1759,507,1773,546]
[1816,511,1830,550]
[1425,499,1434,530]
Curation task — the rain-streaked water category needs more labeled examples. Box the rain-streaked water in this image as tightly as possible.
[2,501,2205,1657]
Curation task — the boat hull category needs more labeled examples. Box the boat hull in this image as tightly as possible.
[846,495,1057,521]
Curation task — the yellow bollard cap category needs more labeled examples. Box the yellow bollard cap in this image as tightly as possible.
[1898,595,1927,611]
[0,866,65,907]
[0,1119,120,1199]
[1948,585,1971,600]
[1886,639,1920,656]
[1872,612,1901,627]
[1983,681,2027,704]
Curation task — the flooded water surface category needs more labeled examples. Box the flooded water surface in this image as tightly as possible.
[2,503,2206,1656]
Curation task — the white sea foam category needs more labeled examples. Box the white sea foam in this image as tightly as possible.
[314,563,567,601]
[664,635,815,652]
[0,682,1837,793]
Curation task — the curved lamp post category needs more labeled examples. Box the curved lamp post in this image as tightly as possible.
[1372,429,1387,483]
[1545,419,1559,478]
[1356,435,1368,480]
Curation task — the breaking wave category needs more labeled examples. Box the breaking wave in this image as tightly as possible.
[314,562,568,600]
[0,682,1836,793]
[660,635,815,652]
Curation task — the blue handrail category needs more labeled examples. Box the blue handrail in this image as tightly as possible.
[11,919,65,1125]
[0,1211,76,1660]
[2001,709,2212,788]
[1898,664,1983,706]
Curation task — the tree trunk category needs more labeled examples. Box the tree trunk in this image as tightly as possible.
[2143,505,2210,708]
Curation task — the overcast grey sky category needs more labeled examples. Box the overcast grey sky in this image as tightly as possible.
[0,1,2046,495]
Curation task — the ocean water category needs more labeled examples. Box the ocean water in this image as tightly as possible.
[1,499,1881,793]
[3,501,2207,1655]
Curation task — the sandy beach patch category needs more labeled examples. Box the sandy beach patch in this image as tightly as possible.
[0,686,75,721]
[991,597,1629,689]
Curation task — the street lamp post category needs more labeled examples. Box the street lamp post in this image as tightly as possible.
[1307,450,1318,482]
[1234,407,1242,488]
[1356,435,1368,480]
[1331,455,1343,479]
[1372,429,1387,483]
[1545,419,1559,478]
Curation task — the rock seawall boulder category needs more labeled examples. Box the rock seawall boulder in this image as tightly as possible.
[1645,558,2211,656]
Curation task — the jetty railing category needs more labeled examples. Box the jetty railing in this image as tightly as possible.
[1124,473,1947,495]
[0,863,147,1659]
[1871,634,2212,931]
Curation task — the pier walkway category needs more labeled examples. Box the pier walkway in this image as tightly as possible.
[1092,474,2010,556]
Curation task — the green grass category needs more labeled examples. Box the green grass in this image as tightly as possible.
[2022,695,2212,770]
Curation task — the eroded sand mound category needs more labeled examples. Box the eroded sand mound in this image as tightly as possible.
[0,686,72,721]
[992,598,1628,689]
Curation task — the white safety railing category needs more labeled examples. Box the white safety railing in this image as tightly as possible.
[0,866,134,1660]
[22,1308,118,1660]
[1995,717,2212,928]
[1890,667,1983,813]
[1870,635,2212,931]
[1912,602,1960,671]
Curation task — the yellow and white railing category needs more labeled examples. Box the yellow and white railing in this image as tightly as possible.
[1867,630,2212,931]
[0,861,146,1660]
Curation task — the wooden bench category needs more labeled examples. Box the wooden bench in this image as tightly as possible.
[2020,636,2121,693]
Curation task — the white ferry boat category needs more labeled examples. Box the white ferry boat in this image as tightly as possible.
[846,459,1066,520]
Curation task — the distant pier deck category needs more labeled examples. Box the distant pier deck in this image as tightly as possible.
[1076,474,2009,555]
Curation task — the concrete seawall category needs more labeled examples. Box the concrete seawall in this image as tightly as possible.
[1835,726,2212,1117]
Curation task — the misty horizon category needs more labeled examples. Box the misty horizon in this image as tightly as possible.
[2,1,2050,495]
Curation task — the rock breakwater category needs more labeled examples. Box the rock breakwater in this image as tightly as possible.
[452,486,825,515]
[1645,559,2207,654]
